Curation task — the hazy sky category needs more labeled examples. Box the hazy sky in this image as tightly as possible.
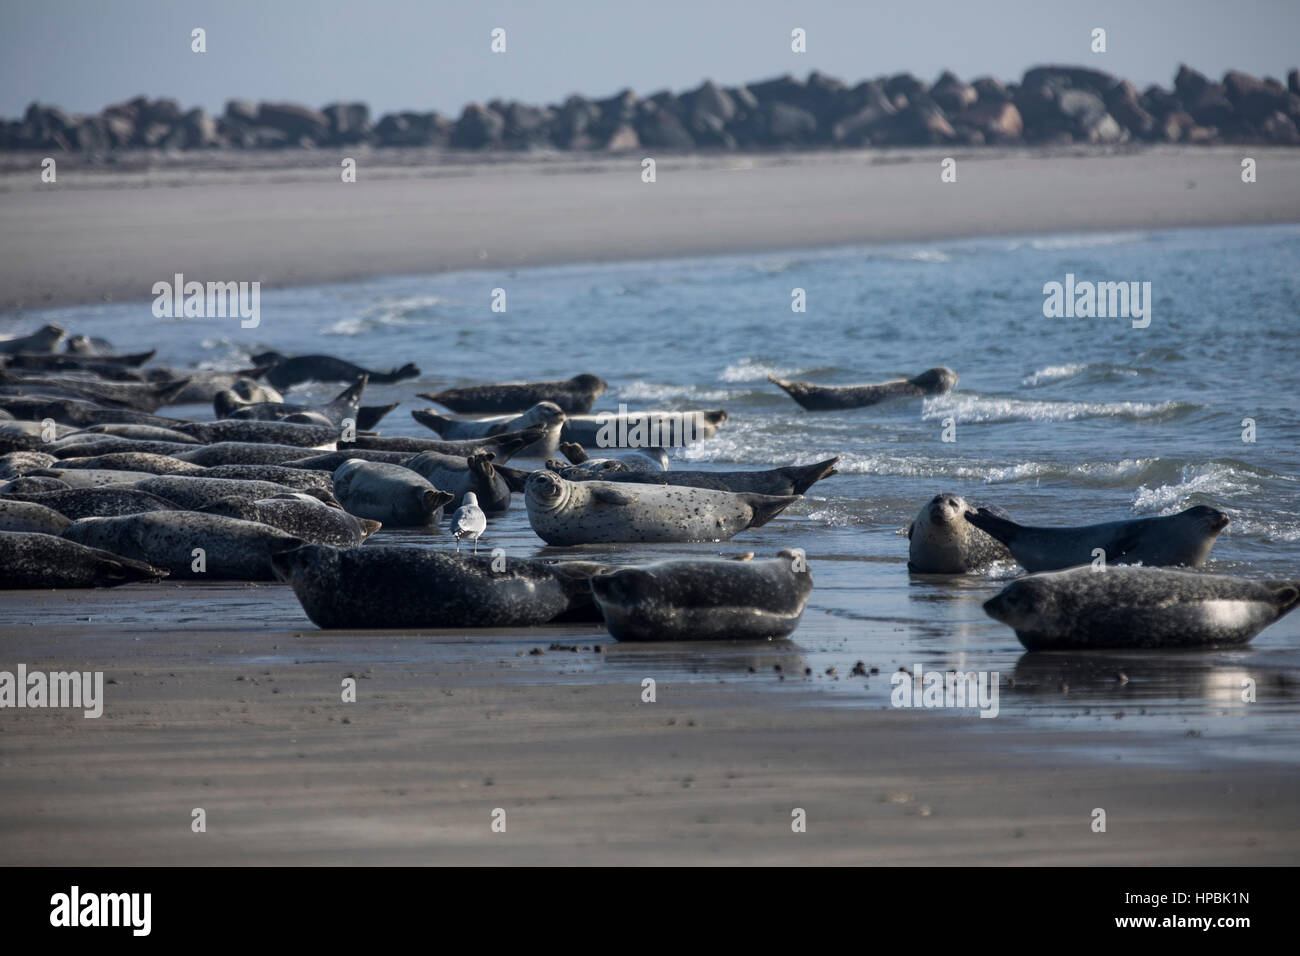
[2,0,1297,118]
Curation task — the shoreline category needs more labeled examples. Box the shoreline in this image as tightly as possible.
[4,145,1300,313]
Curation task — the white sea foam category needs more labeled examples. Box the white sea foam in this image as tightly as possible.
[617,380,730,402]
[923,394,1187,424]
[719,358,798,383]
[1131,462,1257,514]
[1021,364,1087,387]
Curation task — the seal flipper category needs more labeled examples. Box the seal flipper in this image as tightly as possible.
[782,457,840,495]
[592,487,637,506]
[1267,582,1300,617]
[560,441,589,464]
[411,408,454,435]
[743,493,802,528]
[963,507,1022,545]
[495,463,531,493]
[356,403,399,430]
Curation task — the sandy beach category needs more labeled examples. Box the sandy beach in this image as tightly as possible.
[3,145,1300,867]
[1,584,1296,866]
[3,145,1300,311]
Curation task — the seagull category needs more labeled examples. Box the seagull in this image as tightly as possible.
[452,492,487,553]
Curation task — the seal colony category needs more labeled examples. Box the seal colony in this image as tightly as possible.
[0,327,1294,651]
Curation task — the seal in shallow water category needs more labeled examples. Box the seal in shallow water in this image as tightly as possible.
[964,505,1229,572]
[272,545,600,628]
[907,493,1012,573]
[524,470,799,544]
[769,367,957,410]
[983,565,1300,649]
[411,401,566,458]
[590,550,814,641]
[251,352,420,389]
[0,530,165,588]
[544,456,839,497]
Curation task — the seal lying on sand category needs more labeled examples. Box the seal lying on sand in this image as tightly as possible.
[199,495,380,547]
[187,464,335,496]
[177,419,344,448]
[524,471,799,544]
[174,442,332,467]
[590,550,813,641]
[561,409,727,448]
[75,423,200,443]
[544,457,840,497]
[0,531,165,588]
[984,566,1300,649]
[405,451,512,513]
[252,352,420,390]
[964,505,1230,572]
[769,367,957,410]
[908,493,1013,573]
[557,441,667,473]
[339,425,547,462]
[54,452,200,475]
[332,459,453,527]
[411,401,566,458]
[419,374,606,415]
[137,474,335,510]
[0,488,183,519]
[0,500,71,534]
[0,476,71,494]
[272,545,600,628]
[0,324,66,355]
[215,376,368,426]
[62,511,308,580]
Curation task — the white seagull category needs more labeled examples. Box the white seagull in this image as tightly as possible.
[452,492,487,553]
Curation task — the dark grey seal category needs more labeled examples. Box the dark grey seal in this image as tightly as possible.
[419,373,606,415]
[0,531,165,588]
[769,367,957,410]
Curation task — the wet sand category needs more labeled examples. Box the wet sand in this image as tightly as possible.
[3,145,1300,311]
[1,583,1297,865]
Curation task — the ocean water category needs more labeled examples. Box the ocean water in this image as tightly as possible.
[6,223,1300,761]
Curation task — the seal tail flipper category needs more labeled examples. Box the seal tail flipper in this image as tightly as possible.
[744,493,802,528]
[356,403,399,430]
[359,519,382,538]
[410,408,454,434]
[370,363,421,384]
[422,489,455,517]
[783,456,840,495]
[491,426,547,461]
[468,452,497,482]
[559,441,589,464]
[328,375,368,411]
[962,507,1023,545]
[1267,582,1300,617]
[767,375,814,409]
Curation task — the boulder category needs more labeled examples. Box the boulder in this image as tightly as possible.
[323,102,371,144]
[954,101,1023,142]
[931,71,977,113]
[634,102,695,149]
[451,103,505,148]
[256,102,329,142]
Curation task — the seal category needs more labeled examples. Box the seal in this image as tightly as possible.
[75,424,200,444]
[251,351,420,390]
[332,459,454,528]
[543,456,840,496]
[590,549,813,641]
[272,545,600,628]
[62,511,308,580]
[0,451,57,479]
[983,566,1300,649]
[177,419,344,448]
[0,475,71,494]
[0,487,183,519]
[769,367,957,410]
[215,376,370,426]
[0,500,71,535]
[419,373,606,415]
[199,495,380,547]
[187,464,335,496]
[30,468,145,489]
[0,324,66,355]
[0,531,166,588]
[964,505,1230,572]
[411,401,566,458]
[0,396,183,428]
[284,449,412,470]
[908,493,1013,573]
[339,425,547,463]
[146,368,275,405]
[55,452,200,475]
[52,439,196,460]
[405,451,512,513]
[558,441,668,473]
[137,474,335,510]
[561,409,727,448]
[524,470,800,544]
[1,374,191,412]
[175,442,340,467]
